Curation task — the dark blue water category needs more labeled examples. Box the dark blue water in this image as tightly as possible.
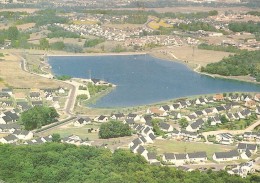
[48,55,260,108]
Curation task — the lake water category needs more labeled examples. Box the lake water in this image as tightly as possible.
[48,54,260,108]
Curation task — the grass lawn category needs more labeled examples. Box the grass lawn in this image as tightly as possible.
[146,139,235,158]
[41,124,100,141]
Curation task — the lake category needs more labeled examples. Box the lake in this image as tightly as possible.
[48,54,260,108]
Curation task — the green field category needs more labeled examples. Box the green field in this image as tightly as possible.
[41,124,100,140]
[146,139,235,158]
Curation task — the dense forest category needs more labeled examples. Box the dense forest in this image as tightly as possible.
[201,51,260,81]
[0,143,259,183]
[228,22,260,33]
[99,121,131,139]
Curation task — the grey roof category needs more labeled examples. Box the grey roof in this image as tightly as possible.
[4,112,19,121]
[111,113,124,118]
[188,115,196,120]
[172,103,180,109]
[195,111,203,116]
[161,105,170,111]
[0,123,21,130]
[190,118,204,129]
[214,150,239,159]
[30,92,40,97]
[132,138,142,146]
[2,88,12,92]
[147,152,157,160]
[164,153,175,160]
[1,101,13,105]
[139,136,147,143]
[143,126,151,134]
[128,113,137,118]
[159,122,171,130]
[245,149,252,158]
[78,117,91,124]
[130,143,139,151]
[143,115,152,122]
[32,101,43,106]
[238,143,257,151]
[3,134,17,141]
[216,106,225,111]
[188,152,207,159]
[149,133,156,140]
[0,92,11,98]
[2,115,12,123]
[205,108,213,114]
[136,145,146,154]
[125,119,135,125]
[98,115,107,120]
[175,153,187,160]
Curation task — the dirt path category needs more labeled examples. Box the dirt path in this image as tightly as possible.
[202,119,260,142]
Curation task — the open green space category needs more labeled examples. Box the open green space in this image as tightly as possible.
[146,139,234,158]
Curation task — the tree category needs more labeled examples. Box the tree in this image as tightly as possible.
[99,121,131,139]
[178,118,189,128]
[39,38,50,50]
[7,26,19,40]
[52,133,61,143]
[220,115,228,124]
[20,106,59,130]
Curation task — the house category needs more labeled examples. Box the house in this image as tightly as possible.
[188,152,207,163]
[1,100,13,107]
[94,115,108,122]
[186,118,204,132]
[162,153,176,164]
[178,100,191,108]
[245,100,256,108]
[0,134,18,144]
[216,133,234,145]
[160,105,170,112]
[208,116,221,126]
[180,130,199,141]
[29,92,41,100]
[237,143,258,154]
[4,111,19,122]
[193,110,205,117]
[74,117,91,127]
[0,123,21,133]
[31,101,43,106]
[1,88,13,95]
[175,153,189,166]
[228,161,255,178]
[171,130,181,139]
[61,135,91,146]
[0,115,12,124]
[203,108,214,115]
[147,107,168,117]
[159,122,173,132]
[16,101,31,111]
[239,109,251,118]
[185,114,196,121]
[213,150,240,162]
[136,145,148,157]
[168,111,182,119]
[228,95,240,102]
[254,94,260,102]
[123,119,135,126]
[127,113,141,122]
[45,93,53,101]
[13,130,33,140]
[58,87,65,94]
[170,103,181,110]
[256,106,260,114]
[215,106,226,112]
[0,92,11,99]
[110,113,125,121]
[140,115,152,123]
[146,152,160,164]
[241,94,252,102]
[213,94,224,101]
[240,149,252,160]
[243,132,258,141]
[195,98,208,105]
[129,138,143,148]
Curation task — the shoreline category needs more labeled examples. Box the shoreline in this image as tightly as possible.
[47,52,147,57]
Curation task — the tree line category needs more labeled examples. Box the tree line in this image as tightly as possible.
[0,143,259,183]
[201,51,260,81]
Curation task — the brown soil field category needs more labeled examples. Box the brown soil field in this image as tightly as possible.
[0,50,70,89]
[150,46,232,67]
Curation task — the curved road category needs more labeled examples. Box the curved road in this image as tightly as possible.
[16,52,77,116]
